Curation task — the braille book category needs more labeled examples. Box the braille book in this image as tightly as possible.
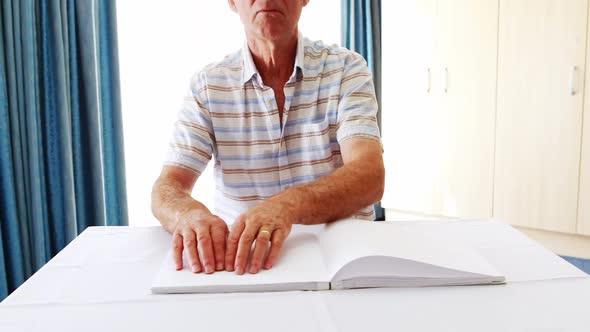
[151,219,505,294]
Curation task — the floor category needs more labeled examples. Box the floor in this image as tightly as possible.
[561,256,590,275]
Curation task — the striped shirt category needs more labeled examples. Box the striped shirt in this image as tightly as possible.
[165,32,381,224]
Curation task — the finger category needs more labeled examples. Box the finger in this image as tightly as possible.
[249,227,272,274]
[182,229,202,273]
[235,224,258,275]
[172,233,184,270]
[264,229,289,270]
[210,225,227,271]
[225,218,245,272]
[197,227,215,274]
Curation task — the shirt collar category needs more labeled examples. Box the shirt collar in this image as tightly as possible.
[241,31,306,85]
[294,31,306,79]
[241,40,258,85]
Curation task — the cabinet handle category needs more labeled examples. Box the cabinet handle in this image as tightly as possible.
[444,67,449,94]
[570,66,577,96]
[427,68,431,93]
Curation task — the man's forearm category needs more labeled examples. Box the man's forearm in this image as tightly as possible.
[266,157,385,225]
[151,177,212,233]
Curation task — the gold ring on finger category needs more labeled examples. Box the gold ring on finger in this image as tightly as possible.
[258,229,271,239]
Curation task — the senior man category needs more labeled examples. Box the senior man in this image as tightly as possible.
[151,0,384,276]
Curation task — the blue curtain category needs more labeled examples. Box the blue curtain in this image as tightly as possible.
[0,0,128,301]
[342,0,383,220]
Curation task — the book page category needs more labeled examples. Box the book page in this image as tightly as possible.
[317,219,502,280]
[151,225,331,293]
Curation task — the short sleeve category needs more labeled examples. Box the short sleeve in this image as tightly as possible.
[164,74,215,176]
[336,53,382,145]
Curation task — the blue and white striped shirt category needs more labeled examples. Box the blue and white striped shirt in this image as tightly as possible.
[165,33,381,223]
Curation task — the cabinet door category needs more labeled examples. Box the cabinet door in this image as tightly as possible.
[580,111,590,235]
[433,0,498,217]
[381,0,440,213]
[579,6,590,235]
[494,0,587,233]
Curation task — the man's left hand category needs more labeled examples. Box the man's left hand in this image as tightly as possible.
[225,201,294,274]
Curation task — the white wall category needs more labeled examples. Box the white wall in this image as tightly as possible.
[117,1,341,226]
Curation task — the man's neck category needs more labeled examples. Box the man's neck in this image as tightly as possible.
[246,29,298,88]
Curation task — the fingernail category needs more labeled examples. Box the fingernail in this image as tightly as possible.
[216,262,223,271]
[226,264,234,272]
[206,264,214,273]
[250,267,258,274]
[191,265,200,273]
[236,266,244,275]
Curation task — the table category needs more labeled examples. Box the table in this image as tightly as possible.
[1,219,589,331]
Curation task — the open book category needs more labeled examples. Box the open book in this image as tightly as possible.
[151,219,505,294]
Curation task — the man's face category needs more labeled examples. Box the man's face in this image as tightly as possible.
[228,0,309,41]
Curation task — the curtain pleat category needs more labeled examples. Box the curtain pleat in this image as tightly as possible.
[22,0,51,271]
[0,0,25,296]
[98,0,128,227]
[40,0,78,254]
[74,0,107,232]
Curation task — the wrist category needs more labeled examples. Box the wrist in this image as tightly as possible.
[175,205,213,229]
[268,193,302,225]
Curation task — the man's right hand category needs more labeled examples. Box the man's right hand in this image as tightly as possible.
[172,211,229,274]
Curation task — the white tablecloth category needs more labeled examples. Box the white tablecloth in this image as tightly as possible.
[1,219,589,331]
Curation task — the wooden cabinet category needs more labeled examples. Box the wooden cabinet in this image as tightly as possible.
[579,111,590,235]
[493,0,588,233]
[382,0,590,240]
[382,0,498,218]
[434,0,498,217]
[579,4,590,235]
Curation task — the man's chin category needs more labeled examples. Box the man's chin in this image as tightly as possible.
[252,24,294,42]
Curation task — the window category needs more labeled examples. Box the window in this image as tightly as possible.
[117,1,341,226]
